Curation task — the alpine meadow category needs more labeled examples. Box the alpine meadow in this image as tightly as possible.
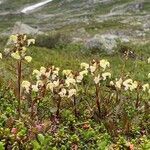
[0,0,150,149]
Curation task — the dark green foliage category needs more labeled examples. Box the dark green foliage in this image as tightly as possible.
[35,33,71,49]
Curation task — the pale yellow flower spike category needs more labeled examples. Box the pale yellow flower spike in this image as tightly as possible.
[25,56,32,63]
[59,88,67,98]
[27,39,35,46]
[102,72,111,80]
[0,53,2,59]
[9,34,18,43]
[94,74,100,84]
[148,73,150,78]
[148,57,150,63]
[21,80,31,93]
[80,63,89,70]
[68,89,77,98]
[142,83,149,91]
[11,51,21,60]
[100,59,110,71]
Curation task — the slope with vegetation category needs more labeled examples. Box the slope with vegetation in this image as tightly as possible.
[0,0,149,149]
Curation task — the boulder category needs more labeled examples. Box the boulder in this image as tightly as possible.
[6,21,43,45]
[85,34,130,54]
[11,21,43,35]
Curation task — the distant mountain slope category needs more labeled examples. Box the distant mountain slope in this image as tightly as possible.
[0,0,149,42]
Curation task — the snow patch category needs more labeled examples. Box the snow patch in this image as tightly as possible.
[21,0,53,13]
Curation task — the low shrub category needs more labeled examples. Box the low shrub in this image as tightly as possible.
[35,32,71,49]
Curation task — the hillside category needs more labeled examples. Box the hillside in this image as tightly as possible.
[0,1,150,149]
[0,0,149,43]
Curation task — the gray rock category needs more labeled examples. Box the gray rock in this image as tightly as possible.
[85,34,130,54]
[11,21,43,35]
[111,1,144,14]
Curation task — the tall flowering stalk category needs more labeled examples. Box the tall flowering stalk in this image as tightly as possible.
[80,59,111,117]
[17,59,22,116]
[4,34,35,117]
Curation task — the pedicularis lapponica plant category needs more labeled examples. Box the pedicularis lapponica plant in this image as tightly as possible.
[0,34,150,149]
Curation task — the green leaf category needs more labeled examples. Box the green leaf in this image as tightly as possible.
[32,140,41,150]
[0,142,5,150]
[38,134,45,144]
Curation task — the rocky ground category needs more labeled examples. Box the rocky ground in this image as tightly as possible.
[0,0,149,52]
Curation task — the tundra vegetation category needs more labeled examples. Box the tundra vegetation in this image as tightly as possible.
[0,34,149,150]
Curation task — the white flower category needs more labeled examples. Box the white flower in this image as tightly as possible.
[25,56,32,62]
[148,57,150,63]
[90,65,96,73]
[11,51,21,60]
[53,80,59,87]
[4,48,10,54]
[62,70,72,76]
[115,78,123,89]
[76,75,83,83]
[40,67,46,74]
[102,72,111,80]
[27,39,35,46]
[53,68,59,75]
[33,69,40,75]
[110,81,114,86]
[142,83,149,91]
[45,71,51,78]
[23,35,27,41]
[68,89,77,98]
[0,53,2,59]
[130,81,138,91]
[80,63,89,70]
[37,80,44,86]
[56,67,60,71]
[123,79,133,91]
[94,75,100,84]
[52,74,57,80]
[46,82,54,92]
[65,77,76,87]
[100,59,110,70]
[9,34,18,43]
[123,79,132,84]
[21,80,31,93]
[79,70,88,76]
[22,47,27,53]
[33,69,41,79]
[32,85,39,92]
[59,88,67,98]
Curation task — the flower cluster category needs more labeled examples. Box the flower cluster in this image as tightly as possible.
[0,53,2,59]
[21,66,78,99]
[80,59,111,85]
[21,56,150,100]
[110,78,138,91]
[5,34,35,62]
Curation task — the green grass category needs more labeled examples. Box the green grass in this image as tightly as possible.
[25,44,150,81]
[143,1,150,12]
[0,38,149,82]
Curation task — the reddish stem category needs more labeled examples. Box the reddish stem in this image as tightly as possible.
[73,95,77,117]
[17,60,22,118]
[56,97,61,117]
[31,99,34,119]
[135,90,140,109]
[95,85,101,117]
